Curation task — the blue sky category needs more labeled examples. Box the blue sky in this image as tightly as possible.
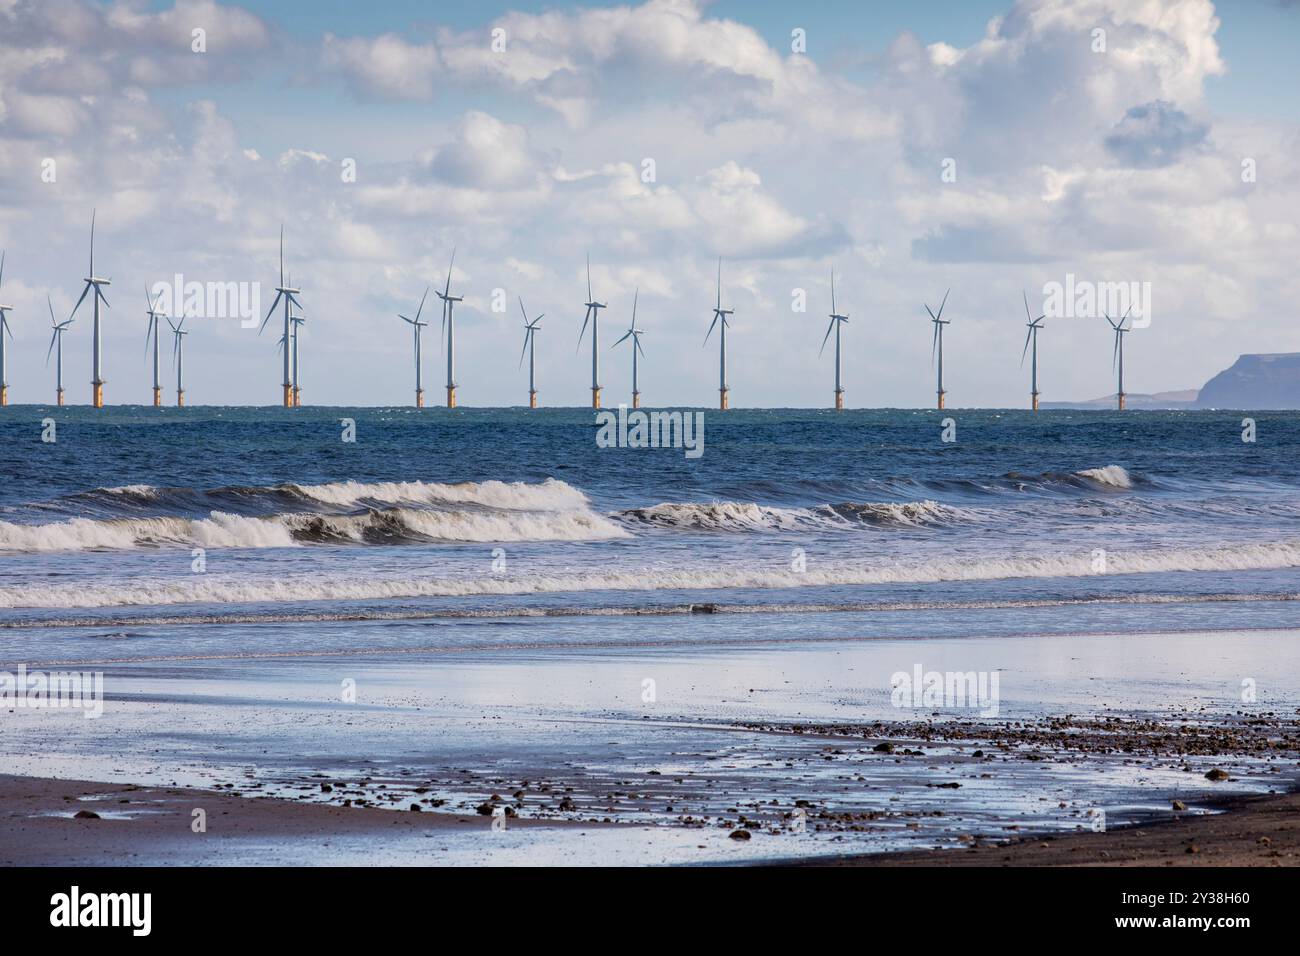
[1,0,1297,407]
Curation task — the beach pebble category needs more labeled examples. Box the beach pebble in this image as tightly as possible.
[728,829,751,841]
[1205,769,1230,781]
[73,810,100,820]
[1171,800,1187,811]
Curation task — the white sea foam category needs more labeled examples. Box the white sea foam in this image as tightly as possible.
[0,502,626,553]
[616,499,965,531]
[6,538,1298,609]
[288,477,591,511]
[1074,465,1133,488]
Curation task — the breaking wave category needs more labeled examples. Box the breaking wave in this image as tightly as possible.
[615,499,966,532]
[5,538,1298,609]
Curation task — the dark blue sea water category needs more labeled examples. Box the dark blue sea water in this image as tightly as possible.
[1,406,1297,662]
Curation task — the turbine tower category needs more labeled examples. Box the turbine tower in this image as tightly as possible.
[612,287,645,408]
[69,210,111,408]
[925,289,951,410]
[290,310,305,407]
[45,296,73,406]
[0,251,13,406]
[168,316,188,407]
[1020,291,1046,411]
[259,226,301,408]
[436,249,463,408]
[1105,307,1133,411]
[819,268,849,410]
[517,296,543,408]
[398,286,430,407]
[577,254,606,409]
[144,285,167,407]
[705,258,733,410]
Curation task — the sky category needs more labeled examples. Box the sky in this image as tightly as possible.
[0,0,1297,407]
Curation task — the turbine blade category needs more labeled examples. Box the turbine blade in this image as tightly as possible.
[1023,290,1032,323]
[89,208,96,277]
[46,330,57,365]
[819,318,835,356]
[587,253,592,302]
[632,287,638,325]
[0,250,5,290]
[415,285,429,323]
[716,257,721,311]
[70,282,91,319]
[47,294,56,326]
[96,285,110,309]
[931,320,939,366]
[935,288,950,321]
[259,291,283,333]
[704,313,718,344]
[577,307,591,350]
[924,303,937,322]
[444,247,456,296]
[518,295,528,324]
[518,329,530,368]
[1020,327,1032,367]
[279,225,284,287]
[830,268,836,316]
[1112,331,1120,372]
[612,330,632,348]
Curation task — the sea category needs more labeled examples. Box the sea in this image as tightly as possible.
[1,405,1296,662]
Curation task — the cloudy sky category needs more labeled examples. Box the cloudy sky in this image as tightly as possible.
[0,0,1296,407]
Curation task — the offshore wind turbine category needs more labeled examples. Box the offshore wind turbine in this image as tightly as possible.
[705,258,733,410]
[1020,291,1046,411]
[517,296,542,408]
[436,249,463,408]
[819,268,849,410]
[45,295,73,406]
[69,210,111,408]
[258,226,302,407]
[398,286,430,408]
[925,289,951,410]
[168,316,188,406]
[0,251,12,406]
[1105,307,1133,410]
[577,254,606,409]
[612,287,645,408]
[143,285,167,407]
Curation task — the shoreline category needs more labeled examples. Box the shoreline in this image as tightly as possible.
[3,773,1296,867]
[792,789,1300,867]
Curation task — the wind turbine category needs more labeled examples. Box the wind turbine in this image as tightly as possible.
[69,210,111,408]
[168,316,188,407]
[819,268,849,410]
[398,286,430,407]
[436,249,463,408]
[925,289,951,410]
[45,295,73,406]
[1020,291,1046,411]
[1104,307,1133,410]
[518,296,543,408]
[0,251,12,406]
[577,254,606,409]
[258,226,302,407]
[612,287,646,408]
[705,257,733,410]
[144,285,167,407]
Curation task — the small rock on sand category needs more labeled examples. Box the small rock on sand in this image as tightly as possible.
[73,810,100,820]
[1205,769,1230,781]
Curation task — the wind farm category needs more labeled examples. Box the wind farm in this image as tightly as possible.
[259,227,302,408]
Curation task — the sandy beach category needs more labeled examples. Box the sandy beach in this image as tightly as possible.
[3,627,1296,865]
